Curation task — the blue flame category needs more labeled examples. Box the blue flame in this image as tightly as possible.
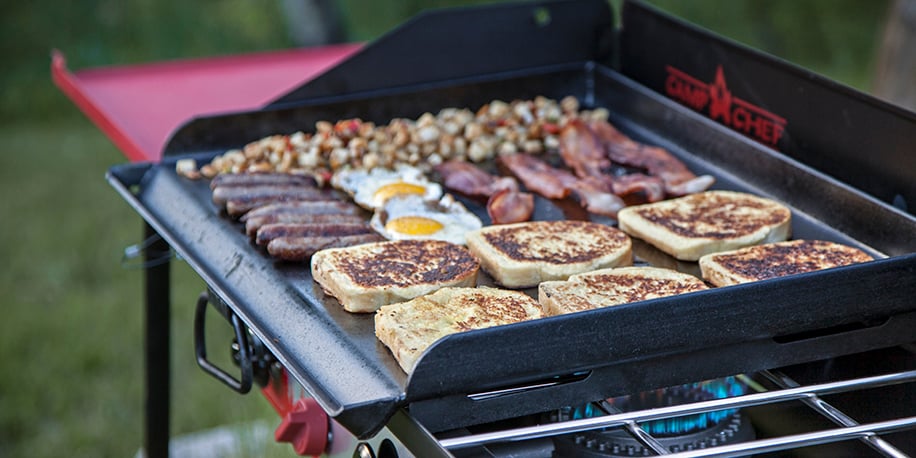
[578,376,748,436]
[571,402,601,420]
[639,376,747,436]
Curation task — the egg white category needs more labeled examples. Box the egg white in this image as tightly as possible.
[370,194,482,245]
[331,165,442,210]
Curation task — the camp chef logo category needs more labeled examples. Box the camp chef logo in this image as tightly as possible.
[665,65,787,148]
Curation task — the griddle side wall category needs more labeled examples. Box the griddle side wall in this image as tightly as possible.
[620,0,916,215]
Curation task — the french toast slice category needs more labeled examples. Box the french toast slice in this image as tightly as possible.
[699,239,874,287]
[538,266,709,316]
[465,220,632,289]
[374,287,543,373]
[310,239,479,313]
[617,190,791,261]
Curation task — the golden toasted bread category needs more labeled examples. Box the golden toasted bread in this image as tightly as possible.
[617,190,791,261]
[538,266,709,316]
[375,287,543,373]
[699,239,874,287]
[310,240,479,313]
[465,220,632,289]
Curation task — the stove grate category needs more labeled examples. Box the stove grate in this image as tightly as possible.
[440,366,916,456]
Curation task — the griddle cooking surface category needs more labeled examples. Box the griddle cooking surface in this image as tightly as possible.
[109,65,916,438]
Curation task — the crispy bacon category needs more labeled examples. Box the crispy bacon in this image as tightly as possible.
[434,160,518,196]
[435,159,533,224]
[558,119,663,203]
[556,117,712,202]
[609,173,666,202]
[590,119,714,196]
[556,173,626,218]
[573,188,626,217]
[497,153,571,200]
[487,188,535,224]
[558,118,612,179]
[500,153,625,217]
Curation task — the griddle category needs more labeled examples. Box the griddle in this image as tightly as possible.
[106,0,916,439]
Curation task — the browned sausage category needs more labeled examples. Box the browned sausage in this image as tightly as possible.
[226,193,348,217]
[213,184,332,207]
[239,200,362,222]
[255,223,375,246]
[209,172,316,189]
[267,234,386,261]
[245,213,366,237]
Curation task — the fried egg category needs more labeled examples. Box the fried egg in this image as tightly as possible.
[370,194,482,245]
[332,165,442,210]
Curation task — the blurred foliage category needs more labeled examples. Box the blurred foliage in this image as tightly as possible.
[336,0,503,41]
[1,0,294,123]
[0,0,891,123]
[646,0,891,91]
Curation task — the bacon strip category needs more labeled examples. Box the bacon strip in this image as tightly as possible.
[590,119,714,196]
[436,159,534,224]
[558,119,667,203]
[609,173,665,203]
[500,153,625,217]
[486,188,535,224]
[497,153,571,200]
[561,175,626,218]
[434,160,518,196]
[558,118,612,179]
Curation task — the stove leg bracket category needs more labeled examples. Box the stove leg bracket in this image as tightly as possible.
[143,222,171,458]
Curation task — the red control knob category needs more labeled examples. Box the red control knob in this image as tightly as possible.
[275,397,330,456]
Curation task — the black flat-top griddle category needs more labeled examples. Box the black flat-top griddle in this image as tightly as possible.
[107,0,916,439]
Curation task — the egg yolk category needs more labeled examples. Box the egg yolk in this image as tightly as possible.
[373,182,428,204]
[385,216,444,235]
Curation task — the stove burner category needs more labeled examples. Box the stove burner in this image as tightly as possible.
[550,376,755,456]
[604,377,748,436]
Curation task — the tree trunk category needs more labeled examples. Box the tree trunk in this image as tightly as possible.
[872,0,916,111]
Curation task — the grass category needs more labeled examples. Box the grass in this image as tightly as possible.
[0,119,293,457]
[0,1,893,457]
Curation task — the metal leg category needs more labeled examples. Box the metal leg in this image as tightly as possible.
[144,222,170,458]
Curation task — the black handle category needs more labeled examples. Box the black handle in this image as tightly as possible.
[194,291,253,394]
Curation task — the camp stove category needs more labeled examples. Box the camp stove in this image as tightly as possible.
[54,0,916,456]
[230,341,915,457]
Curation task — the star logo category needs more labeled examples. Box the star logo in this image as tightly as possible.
[708,66,732,124]
[665,65,787,148]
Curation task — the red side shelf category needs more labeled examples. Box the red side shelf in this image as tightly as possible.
[52,44,361,163]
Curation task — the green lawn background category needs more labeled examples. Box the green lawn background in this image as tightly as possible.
[0,1,892,456]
